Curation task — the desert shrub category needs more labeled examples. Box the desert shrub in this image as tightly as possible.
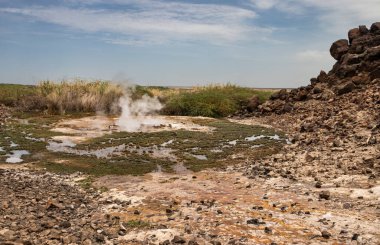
[132,85,154,100]
[0,84,38,107]
[162,84,272,118]
[37,80,124,114]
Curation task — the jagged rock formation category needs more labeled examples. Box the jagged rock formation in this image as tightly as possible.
[254,22,380,114]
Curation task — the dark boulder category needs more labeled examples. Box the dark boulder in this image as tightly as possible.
[312,86,322,94]
[351,76,366,85]
[359,25,369,35]
[317,71,329,83]
[330,39,349,60]
[171,236,186,244]
[348,28,361,44]
[270,89,288,100]
[336,82,355,95]
[246,95,261,112]
[370,68,380,80]
[294,89,308,101]
[282,103,293,113]
[370,22,380,33]
[310,77,318,85]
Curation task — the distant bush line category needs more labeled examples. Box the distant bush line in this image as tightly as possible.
[0,81,273,118]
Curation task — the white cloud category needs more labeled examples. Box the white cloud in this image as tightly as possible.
[0,1,265,45]
[296,50,331,62]
[303,0,379,31]
[249,0,380,31]
[249,0,304,14]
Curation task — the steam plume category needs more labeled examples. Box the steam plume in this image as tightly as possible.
[116,91,163,132]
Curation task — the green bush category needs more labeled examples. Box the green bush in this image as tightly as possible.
[0,84,38,107]
[162,84,272,118]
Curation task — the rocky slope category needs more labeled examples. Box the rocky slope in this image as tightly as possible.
[250,22,380,115]
[245,22,380,175]
[231,22,380,243]
[240,22,380,178]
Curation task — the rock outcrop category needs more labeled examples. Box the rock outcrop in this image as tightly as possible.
[252,22,380,115]
[237,22,380,189]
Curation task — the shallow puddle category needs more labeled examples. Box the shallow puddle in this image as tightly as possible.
[245,134,281,141]
[190,154,208,160]
[6,150,30,163]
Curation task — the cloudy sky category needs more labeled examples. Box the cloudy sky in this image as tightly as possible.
[0,0,379,87]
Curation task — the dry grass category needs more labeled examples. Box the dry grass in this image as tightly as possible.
[37,80,124,114]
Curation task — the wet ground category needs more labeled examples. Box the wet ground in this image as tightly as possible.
[0,114,284,175]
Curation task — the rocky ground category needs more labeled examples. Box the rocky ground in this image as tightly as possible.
[1,23,380,245]
[1,166,378,245]
[0,169,129,244]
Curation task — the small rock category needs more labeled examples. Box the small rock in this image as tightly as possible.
[159,240,170,245]
[264,227,272,234]
[321,230,331,239]
[211,241,222,245]
[352,233,359,240]
[171,235,186,244]
[247,218,265,225]
[188,240,199,245]
[59,221,71,229]
[315,181,322,188]
[319,191,330,200]
[343,203,351,209]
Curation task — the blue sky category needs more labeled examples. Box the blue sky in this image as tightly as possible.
[0,0,379,87]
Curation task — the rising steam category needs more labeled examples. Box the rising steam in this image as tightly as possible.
[116,91,164,132]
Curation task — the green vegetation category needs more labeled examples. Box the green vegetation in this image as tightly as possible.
[123,220,151,229]
[77,176,95,189]
[1,82,274,118]
[162,84,272,118]
[76,176,108,192]
[0,84,38,107]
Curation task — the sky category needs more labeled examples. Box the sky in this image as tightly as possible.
[0,0,379,87]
